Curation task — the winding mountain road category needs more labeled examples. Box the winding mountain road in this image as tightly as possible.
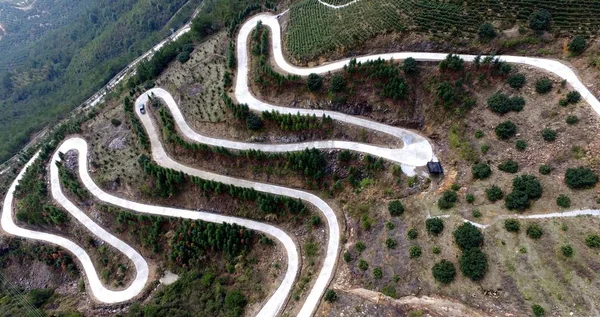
[3,8,600,317]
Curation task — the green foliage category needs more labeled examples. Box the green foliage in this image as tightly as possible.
[486,185,504,202]
[487,92,525,114]
[432,260,456,284]
[507,73,526,89]
[385,238,397,249]
[495,121,517,139]
[403,57,419,75]
[111,118,122,126]
[556,195,571,208]
[585,234,600,248]
[307,73,323,91]
[409,246,422,258]
[373,267,383,278]
[498,160,519,173]
[529,9,552,31]
[474,130,484,138]
[478,22,496,41]
[358,259,369,271]
[515,139,527,151]
[504,219,520,232]
[535,77,553,94]
[480,144,489,154]
[263,110,329,133]
[539,164,552,175]
[565,167,598,189]
[139,155,185,198]
[505,190,530,211]
[561,245,574,257]
[532,304,546,316]
[451,183,461,191]
[439,54,464,72]
[27,288,54,308]
[453,223,483,250]
[324,289,338,302]
[471,209,482,218]
[381,285,397,298]
[426,218,444,236]
[343,251,351,262]
[567,36,586,55]
[407,228,418,240]
[330,74,346,92]
[385,221,395,230]
[526,224,544,239]
[124,97,150,150]
[388,200,405,216]
[432,246,441,254]
[355,241,366,253]
[466,194,475,204]
[57,161,89,201]
[541,128,557,142]
[438,190,458,209]
[566,91,581,104]
[459,248,488,281]
[472,163,492,179]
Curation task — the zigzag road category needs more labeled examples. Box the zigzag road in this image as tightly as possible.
[3,9,600,317]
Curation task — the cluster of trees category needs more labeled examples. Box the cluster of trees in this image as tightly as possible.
[564,167,598,189]
[170,221,254,266]
[498,160,519,173]
[505,175,543,211]
[56,160,89,201]
[487,92,525,114]
[222,95,263,130]
[438,190,458,209]
[453,223,488,281]
[124,96,150,150]
[436,80,475,113]
[139,154,186,198]
[262,111,333,131]
[32,245,78,275]
[344,58,410,100]
[130,36,195,85]
[495,120,517,140]
[110,206,168,254]
[472,162,492,179]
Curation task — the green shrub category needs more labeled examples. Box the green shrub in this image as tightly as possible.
[561,244,574,257]
[343,251,351,262]
[541,128,557,142]
[307,73,323,91]
[566,91,581,104]
[532,304,546,317]
[559,98,569,107]
[487,92,525,114]
[111,118,121,126]
[409,246,422,258]
[505,190,530,211]
[27,289,54,308]
[567,36,586,55]
[478,22,496,41]
[407,228,418,240]
[330,74,346,93]
[486,185,504,202]
[472,209,482,218]
[426,218,444,236]
[526,224,543,239]
[403,57,418,75]
[439,54,464,72]
[472,163,492,179]
[432,246,441,254]
[388,200,405,216]
[459,248,488,281]
[453,223,484,250]
[585,234,600,248]
[432,260,456,284]
[495,121,517,139]
[385,238,397,249]
[507,73,526,89]
[566,115,579,125]
[504,219,520,232]
[245,113,263,130]
[539,164,552,175]
[373,267,383,279]
[358,259,369,271]
[513,175,543,199]
[529,9,551,32]
[515,139,527,151]
[535,78,553,94]
[466,194,475,204]
[355,241,366,253]
[324,289,338,302]
[556,195,571,208]
[480,144,489,154]
[385,221,395,230]
[474,130,484,138]
[565,167,598,189]
[498,160,519,173]
[381,285,397,298]
[438,190,458,209]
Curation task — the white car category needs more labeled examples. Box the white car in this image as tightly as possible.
[138,103,145,114]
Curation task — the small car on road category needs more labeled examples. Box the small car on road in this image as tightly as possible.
[139,103,146,114]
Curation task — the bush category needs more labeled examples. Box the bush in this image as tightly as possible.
[439,54,464,72]
[504,219,520,232]
[388,200,405,216]
[407,228,418,240]
[566,91,581,104]
[438,190,458,209]
[532,304,546,317]
[432,260,456,284]
[585,234,600,248]
[535,78,553,94]
[403,57,418,75]
[451,183,461,191]
[343,251,351,262]
[111,118,121,126]
[495,121,517,139]
[505,190,530,211]
[565,167,598,189]
[471,209,482,218]
[409,246,422,258]
[324,289,338,302]
[513,175,543,199]
[541,128,557,142]
[358,259,369,271]
[567,36,586,55]
[539,164,552,175]
[556,195,571,208]
[28,289,54,308]
[307,73,323,91]
[330,74,346,93]
[373,267,383,278]
[385,238,397,249]
[355,241,366,253]
[381,285,397,298]
[515,139,528,151]
[432,246,441,254]
[561,245,574,257]
[526,224,543,239]
[529,9,551,32]
[480,144,489,154]
[472,163,492,179]
[466,194,475,204]
[507,74,526,89]
[453,223,484,250]
[478,22,496,41]
[498,160,519,173]
[426,218,444,236]
[459,248,488,281]
[474,130,484,138]
[486,185,504,202]
[566,115,579,125]
[487,92,525,114]
[245,113,263,130]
